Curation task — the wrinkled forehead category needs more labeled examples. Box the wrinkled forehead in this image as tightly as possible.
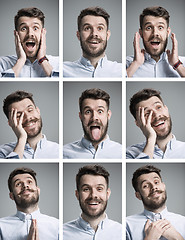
[136,96,163,110]
[9,98,35,111]
[17,16,42,28]
[79,174,107,187]
[81,15,107,28]
[142,15,168,28]
[82,98,108,109]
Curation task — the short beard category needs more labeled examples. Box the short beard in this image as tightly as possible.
[156,116,172,140]
[141,190,167,212]
[13,189,39,210]
[82,120,109,144]
[80,37,107,58]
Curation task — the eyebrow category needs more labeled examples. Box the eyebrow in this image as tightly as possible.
[140,176,160,186]
[81,183,105,188]
[82,23,106,28]
[16,104,34,114]
[19,22,41,27]
[144,21,165,27]
[13,176,33,185]
[83,105,105,110]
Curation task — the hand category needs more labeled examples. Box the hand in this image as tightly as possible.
[27,219,39,240]
[133,32,145,66]
[162,224,184,240]
[8,108,27,141]
[166,33,179,66]
[136,107,156,141]
[144,219,171,240]
[37,28,47,61]
[14,31,26,63]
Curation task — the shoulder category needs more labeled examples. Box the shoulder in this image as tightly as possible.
[126,142,145,158]
[0,142,16,157]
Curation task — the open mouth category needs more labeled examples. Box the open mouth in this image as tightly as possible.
[152,120,165,127]
[23,119,38,128]
[25,41,36,51]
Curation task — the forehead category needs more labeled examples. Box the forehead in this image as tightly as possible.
[82,98,107,109]
[136,96,163,109]
[81,15,107,27]
[9,98,34,111]
[12,173,35,184]
[138,172,161,185]
[18,16,42,27]
[143,16,167,27]
[80,174,107,187]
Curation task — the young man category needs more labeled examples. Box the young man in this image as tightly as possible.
[126,88,185,159]
[0,7,59,77]
[63,7,122,77]
[126,165,185,240]
[0,167,59,239]
[63,164,122,240]
[63,88,122,159]
[0,90,59,159]
[126,6,185,77]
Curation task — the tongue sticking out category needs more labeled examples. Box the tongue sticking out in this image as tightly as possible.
[91,127,101,140]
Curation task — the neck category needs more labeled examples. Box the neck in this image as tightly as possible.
[27,132,43,151]
[83,53,105,68]
[17,204,39,214]
[81,212,106,232]
[156,132,173,152]
[145,204,166,214]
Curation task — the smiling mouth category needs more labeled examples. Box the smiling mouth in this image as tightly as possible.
[152,120,165,127]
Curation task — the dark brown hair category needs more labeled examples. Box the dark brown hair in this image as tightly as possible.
[76,164,110,191]
[8,167,37,192]
[140,6,170,29]
[3,90,36,119]
[79,88,110,113]
[77,6,110,31]
[14,7,45,31]
[132,165,162,192]
[129,88,164,119]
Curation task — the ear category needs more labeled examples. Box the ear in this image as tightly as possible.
[167,27,171,37]
[76,31,80,41]
[106,30,111,41]
[135,191,142,200]
[135,119,140,128]
[75,190,79,200]
[79,112,82,121]
[107,110,112,120]
[9,192,14,201]
[139,28,143,38]
[37,187,40,195]
[106,188,111,200]
[36,107,40,114]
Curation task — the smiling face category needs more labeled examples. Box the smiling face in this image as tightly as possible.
[136,96,172,140]
[76,174,111,219]
[9,98,42,139]
[136,172,167,211]
[9,173,40,209]
[79,98,111,145]
[139,16,171,61]
[16,16,43,61]
[77,15,110,59]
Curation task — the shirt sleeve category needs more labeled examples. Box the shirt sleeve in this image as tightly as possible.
[0,149,20,159]
[126,147,150,159]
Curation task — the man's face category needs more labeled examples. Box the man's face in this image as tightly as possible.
[136,172,167,211]
[9,98,42,139]
[76,174,111,219]
[79,98,111,144]
[16,16,43,60]
[136,96,172,140]
[139,16,171,60]
[10,173,40,209]
[77,15,110,58]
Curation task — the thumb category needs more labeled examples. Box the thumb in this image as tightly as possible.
[166,49,170,58]
[144,219,150,231]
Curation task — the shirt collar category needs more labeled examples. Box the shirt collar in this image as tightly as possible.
[16,209,40,222]
[77,214,108,231]
[79,55,107,68]
[143,207,168,221]
[25,134,47,150]
[144,52,167,62]
[81,135,110,150]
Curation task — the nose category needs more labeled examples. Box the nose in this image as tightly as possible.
[91,27,98,37]
[21,181,29,189]
[27,27,34,37]
[23,111,33,122]
[153,26,159,37]
[92,110,99,121]
[90,188,98,199]
[152,109,161,120]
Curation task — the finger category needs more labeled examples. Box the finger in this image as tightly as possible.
[13,109,18,126]
[144,219,150,231]
[146,110,153,126]
[140,107,146,125]
[136,107,142,125]
[171,32,178,53]
[18,112,24,127]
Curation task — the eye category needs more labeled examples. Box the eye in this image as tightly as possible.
[28,108,33,112]
[158,26,164,30]
[97,187,103,191]
[84,26,91,31]
[98,26,103,31]
[98,109,104,114]
[33,26,39,31]
[20,27,27,31]
[146,26,152,30]
[82,187,90,192]
[84,109,91,115]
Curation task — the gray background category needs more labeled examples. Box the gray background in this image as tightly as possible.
[0,162,59,218]
[63,162,122,223]
[63,81,122,145]
[0,81,59,145]
[126,0,185,56]
[63,0,122,62]
[126,81,185,147]
[126,163,185,216]
[0,0,59,56]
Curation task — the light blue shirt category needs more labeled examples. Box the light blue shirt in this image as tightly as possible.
[126,136,185,159]
[63,136,122,159]
[0,135,59,159]
[0,55,59,77]
[126,52,185,77]
[63,55,122,78]
[0,209,59,240]
[63,215,122,240]
[126,207,185,240]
